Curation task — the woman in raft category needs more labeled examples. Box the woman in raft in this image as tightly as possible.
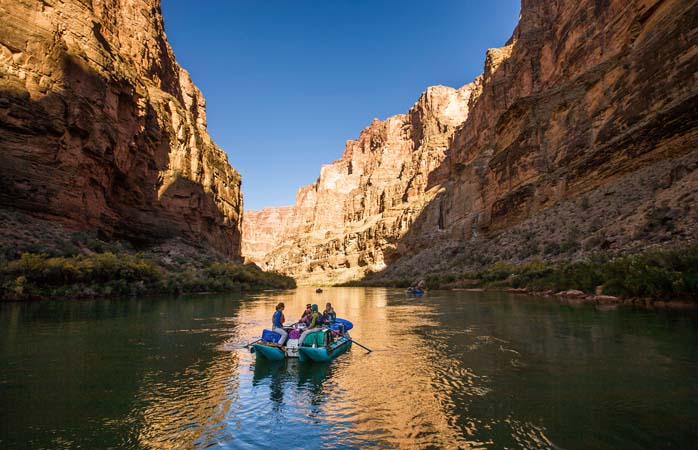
[298,304,322,345]
[299,304,312,325]
[272,302,288,345]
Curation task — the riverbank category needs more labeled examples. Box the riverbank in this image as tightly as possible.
[0,238,295,301]
[342,244,698,305]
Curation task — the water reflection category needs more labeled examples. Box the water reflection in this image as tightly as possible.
[1,288,697,449]
[232,288,503,448]
[251,359,332,410]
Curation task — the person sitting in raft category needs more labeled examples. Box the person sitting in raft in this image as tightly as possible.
[300,304,312,325]
[299,304,322,345]
[272,302,287,345]
[308,304,322,328]
[322,302,336,323]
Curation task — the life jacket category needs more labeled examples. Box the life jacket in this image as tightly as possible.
[309,311,321,328]
[272,310,284,328]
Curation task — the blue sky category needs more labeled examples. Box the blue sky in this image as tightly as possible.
[161,0,520,211]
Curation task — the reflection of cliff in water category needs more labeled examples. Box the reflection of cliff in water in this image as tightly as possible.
[134,352,239,448]
[239,287,487,447]
[326,290,479,448]
[4,288,695,448]
[131,296,245,449]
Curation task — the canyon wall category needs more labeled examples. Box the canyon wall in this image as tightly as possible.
[241,206,294,264]
[244,0,698,283]
[243,83,477,283]
[0,0,243,256]
[389,0,698,278]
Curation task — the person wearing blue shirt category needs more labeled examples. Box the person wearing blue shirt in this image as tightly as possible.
[322,302,336,323]
[272,302,287,345]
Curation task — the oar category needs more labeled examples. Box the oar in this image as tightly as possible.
[349,339,372,353]
[245,338,262,348]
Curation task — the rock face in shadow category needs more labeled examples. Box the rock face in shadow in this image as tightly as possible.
[389,0,698,278]
[0,0,242,255]
[244,0,698,282]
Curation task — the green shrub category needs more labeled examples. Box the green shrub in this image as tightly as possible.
[1,251,294,300]
[352,244,698,301]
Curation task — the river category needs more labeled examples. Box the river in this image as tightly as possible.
[1,287,696,449]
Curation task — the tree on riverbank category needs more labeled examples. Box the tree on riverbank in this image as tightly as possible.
[0,238,295,301]
[345,244,698,301]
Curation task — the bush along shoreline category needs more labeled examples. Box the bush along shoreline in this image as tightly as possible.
[342,244,698,305]
[0,246,295,301]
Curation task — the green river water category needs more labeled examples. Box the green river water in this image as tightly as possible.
[1,287,696,449]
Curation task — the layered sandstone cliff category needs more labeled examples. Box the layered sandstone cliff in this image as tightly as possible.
[241,206,294,264]
[389,0,698,278]
[0,0,242,255]
[244,0,698,283]
[243,83,477,282]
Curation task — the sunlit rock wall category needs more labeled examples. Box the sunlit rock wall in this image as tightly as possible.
[0,0,243,255]
[243,84,477,282]
[385,0,698,277]
[244,0,698,281]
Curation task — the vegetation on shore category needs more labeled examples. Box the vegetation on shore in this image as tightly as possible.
[343,244,698,301]
[0,234,295,301]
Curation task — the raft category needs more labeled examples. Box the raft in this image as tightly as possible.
[252,342,287,361]
[298,329,352,363]
[406,288,424,295]
[251,318,354,363]
[252,328,300,360]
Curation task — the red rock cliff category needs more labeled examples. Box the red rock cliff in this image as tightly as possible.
[392,0,698,278]
[243,83,476,282]
[244,0,698,282]
[0,0,243,255]
[242,206,294,264]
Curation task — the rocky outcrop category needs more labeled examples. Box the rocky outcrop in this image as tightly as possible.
[243,84,476,283]
[0,0,242,255]
[244,0,698,283]
[242,206,294,264]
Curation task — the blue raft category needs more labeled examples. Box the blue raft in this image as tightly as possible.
[252,318,355,363]
[251,342,286,361]
[406,288,424,295]
[298,330,352,363]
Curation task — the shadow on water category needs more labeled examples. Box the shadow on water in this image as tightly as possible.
[1,287,697,449]
[0,293,246,449]
[252,354,334,406]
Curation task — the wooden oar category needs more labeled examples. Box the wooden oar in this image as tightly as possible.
[349,339,372,353]
[245,338,262,348]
